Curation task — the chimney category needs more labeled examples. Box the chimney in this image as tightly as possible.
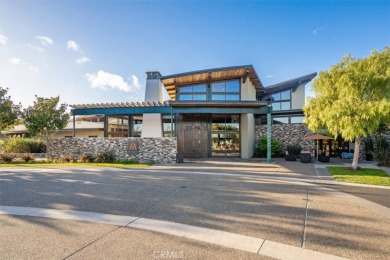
[142,71,163,137]
[145,71,163,102]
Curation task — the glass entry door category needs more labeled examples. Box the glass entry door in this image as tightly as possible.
[211,115,240,157]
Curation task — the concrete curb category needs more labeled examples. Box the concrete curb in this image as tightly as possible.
[0,205,346,260]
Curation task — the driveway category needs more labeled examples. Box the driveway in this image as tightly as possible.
[0,162,389,259]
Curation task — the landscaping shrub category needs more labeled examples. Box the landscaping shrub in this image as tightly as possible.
[372,148,390,167]
[2,138,46,153]
[0,153,14,163]
[21,153,35,163]
[60,155,72,163]
[255,136,282,157]
[286,144,302,156]
[148,160,155,166]
[95,150,116,163]
[376,137,389,151]
[364,137,374,161]
[79,153,95,163]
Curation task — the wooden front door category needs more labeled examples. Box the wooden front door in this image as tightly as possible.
[179,114,208,158]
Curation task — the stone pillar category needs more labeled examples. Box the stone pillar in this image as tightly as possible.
[142,71,163,137]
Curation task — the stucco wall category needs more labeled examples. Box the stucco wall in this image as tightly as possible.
[142,114,163,137]
[49,137,177,163]
[240,78,257,101]
[241,113,255,159]
[291,83,305,110]
[53,129,104,138]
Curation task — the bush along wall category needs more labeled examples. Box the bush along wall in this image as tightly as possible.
[2,138,46,153]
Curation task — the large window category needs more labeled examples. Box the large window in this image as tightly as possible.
[212,115,240,157]
[132,115,143,137]
[271,90,291,111]
[211,79,240,101]
[162,114,175,137]
[177,79,240,101]
[107,115,143,137]
[255,115,305,125]
[107,116,129,137]
[177,84,207,101]
[261,89,291,111]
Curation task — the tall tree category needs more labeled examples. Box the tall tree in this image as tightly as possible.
[0,87,21,132]
[304,47,390,170]
[23,96,68,159]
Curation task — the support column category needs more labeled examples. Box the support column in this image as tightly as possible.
[72,114,75,137]
[128,115,132,138]
[240,113,255,159]
[267,104,272,163]
[104,115,108,138]
[170,107,173,137]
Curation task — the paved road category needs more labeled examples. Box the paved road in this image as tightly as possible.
[0,164,389,259]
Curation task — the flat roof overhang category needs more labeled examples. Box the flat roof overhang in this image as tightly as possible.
[161,65,264,101]
[71,101,268,115]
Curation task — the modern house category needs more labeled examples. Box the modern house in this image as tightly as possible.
[69,65,317,159]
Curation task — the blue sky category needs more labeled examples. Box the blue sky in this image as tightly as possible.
[0,1,389,108]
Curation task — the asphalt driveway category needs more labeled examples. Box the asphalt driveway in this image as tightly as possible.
[0,164,389,259]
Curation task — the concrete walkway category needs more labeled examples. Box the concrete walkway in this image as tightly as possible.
[1,164,389,259]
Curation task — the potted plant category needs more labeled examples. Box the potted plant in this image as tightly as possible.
[364,137,374,161]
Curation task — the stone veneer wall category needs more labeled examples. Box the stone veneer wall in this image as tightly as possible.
[255,124,315,153]
[256,124,390,159]
[49,137,177,164]
[360,129,390,159]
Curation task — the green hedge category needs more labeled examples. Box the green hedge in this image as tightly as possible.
[255,136,282,157]
[2,138,46,153]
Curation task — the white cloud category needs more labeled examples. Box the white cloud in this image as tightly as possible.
[8,57,39,72]
[313,26,326,35]
[266,75,273,78]
[0,33,8,45]
[85,70,141,92]
[8,57,21,65]
[75,56,90,65]
[67,40,79,51]
[27,44,44,52]
[35,35,54,46]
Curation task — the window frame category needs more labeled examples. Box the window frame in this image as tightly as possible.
[176,78,241,101]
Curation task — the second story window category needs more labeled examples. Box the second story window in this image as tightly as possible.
[177,79,241,101]
[259,89,291,111]
[177,84,207,101]
[211,79,240,101]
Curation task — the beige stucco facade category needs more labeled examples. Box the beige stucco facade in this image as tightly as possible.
[240,78,257,101]
[53,129,103,138]
[291,83,305,110]
[141,114,163,137]
[240,113,255,159]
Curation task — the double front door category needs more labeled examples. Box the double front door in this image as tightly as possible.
[179,114,208,158]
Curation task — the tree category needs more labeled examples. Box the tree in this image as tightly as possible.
[0,87,21,132]
[22,96,68,159]
[304,47,390,170]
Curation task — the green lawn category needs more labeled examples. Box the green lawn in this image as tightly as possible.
[327,166,390,186]
[0,162,149,168]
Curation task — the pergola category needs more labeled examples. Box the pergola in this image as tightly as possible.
[70,100,273,162]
